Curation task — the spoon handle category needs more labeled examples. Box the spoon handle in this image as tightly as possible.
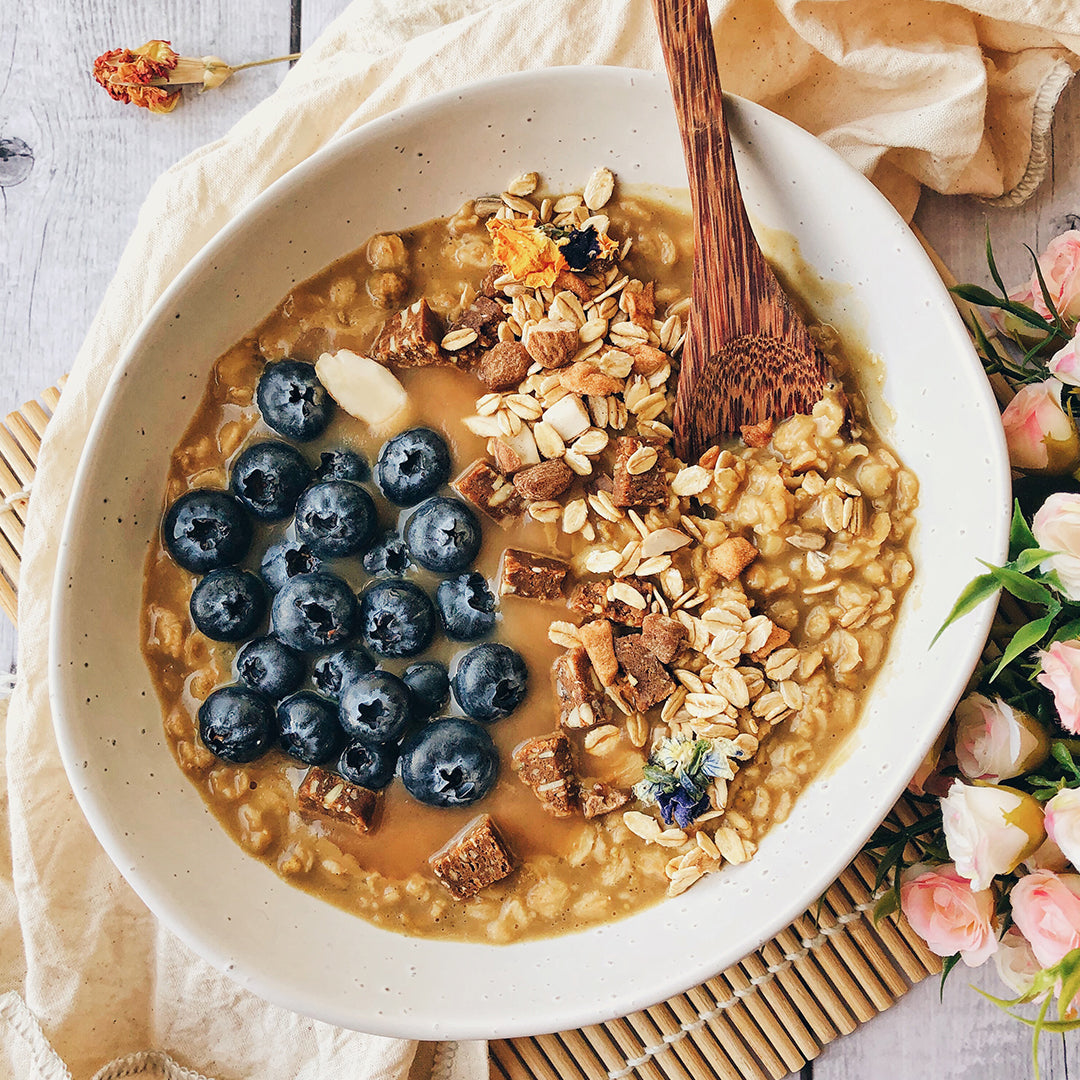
[651,0,773,354]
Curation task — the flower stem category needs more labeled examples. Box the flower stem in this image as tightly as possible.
[230,53,302,71]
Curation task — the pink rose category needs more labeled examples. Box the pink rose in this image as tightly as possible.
[1034,493,1080,601]
[1050,327,1080,386]
[1037,640,1080,734]
[942,781,1046,891]
[900,862,997,966]
[1000,379,1080,473]
[953,693,1049,783]
[1010,869,1080,969]
[1044,788,1080,872]
[1016,231,1080,323]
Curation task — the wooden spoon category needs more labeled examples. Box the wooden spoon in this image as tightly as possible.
[652,0,832,461]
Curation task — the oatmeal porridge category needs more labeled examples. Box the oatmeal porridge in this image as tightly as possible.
[142,168,918,943]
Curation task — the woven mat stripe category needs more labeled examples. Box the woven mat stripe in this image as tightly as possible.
[0,381,947,1080]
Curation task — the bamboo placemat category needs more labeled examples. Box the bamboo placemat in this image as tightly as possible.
[4,379,952,1080]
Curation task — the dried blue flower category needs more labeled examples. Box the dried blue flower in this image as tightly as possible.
[633,735,736,828]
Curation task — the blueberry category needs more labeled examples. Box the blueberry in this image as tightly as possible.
[229,440,312,521]
[312,645,375,699]
[399,717,499,807]
[402,660,450,720]
[256,359,335,441]
[198,685,275,763]
[260,538,322,591]
[236,636,305,700]
[316,448,369,483]
[357,579,436,658]
[271,571,358,652]
[452,642,528,723]
[362,530,413,577]
[189,568,267,642]
[162,489,252,573]
[404,497,481,573]
[436,572,497,641]
[294,480,378,558]
[277,691,345,764]
[339,670,413,743]
[338,739,398,790]
[375,428,452,507]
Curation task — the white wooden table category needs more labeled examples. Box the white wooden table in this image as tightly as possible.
[3,2,1078,1076]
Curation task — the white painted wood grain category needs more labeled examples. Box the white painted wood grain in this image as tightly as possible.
[3,1,1079,1075]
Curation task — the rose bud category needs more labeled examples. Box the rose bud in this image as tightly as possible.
[1043,788,1080,873]
[1037,639,1080,733]
[1034,494,1080,602]
[1010,868,1080,969]
[1000,378,1080,474]
[942,780,1046,892]
[993,926,1045,998]
[1050,327,1080,386]
[900,862,998,966]
[953,693,1050,784]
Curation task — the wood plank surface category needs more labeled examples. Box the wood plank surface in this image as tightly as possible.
[3,1,1079,1077]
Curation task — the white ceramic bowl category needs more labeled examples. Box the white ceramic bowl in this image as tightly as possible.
[50,67,1009,1039]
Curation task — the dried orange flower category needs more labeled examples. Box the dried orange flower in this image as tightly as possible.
[92,40,301,113]
[93,40,181,113]
[487,218,567,288]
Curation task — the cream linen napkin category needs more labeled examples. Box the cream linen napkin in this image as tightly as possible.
[4,0,1080,1078]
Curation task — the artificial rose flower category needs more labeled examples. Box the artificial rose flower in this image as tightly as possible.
[908,726,949,797]
[900,862,997,966]
[1025,833,1071,874]
[1050,326,1080,386]
[953,693,1049,783]
[1034,493,1080,601]
[1037,639,1080,733]
[1000,378,1080,473]
[993,926,1045,997]
[1010,868,1080,968]
[942,780,1046,892]
[1015,231,1080,324]
[1044,788,1080,872]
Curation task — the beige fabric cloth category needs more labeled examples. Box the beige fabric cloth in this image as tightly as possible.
[3,0,1080,1077]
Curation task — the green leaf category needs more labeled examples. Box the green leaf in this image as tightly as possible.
[1010,501,1039,560]
[873,890,899,924]
[932,573,1000,644]
[949,285,1064,337]
[1052,742,1080,780]
[979,561,1055,606]
[1011,549,1056,574]
[986,227,1007,297]
[1027,244,1070,335]
[1050,618,1080,643]
[939,954,961,1001]
[991,612,1056,681]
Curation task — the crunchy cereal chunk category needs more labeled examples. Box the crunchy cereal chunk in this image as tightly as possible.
[581,781,630,819]
[297,767,380,833]
[612,435,667,507]
[623,280,655,330]
[478,261,507,297]
[446,294,504,365]
[628,344,669,376]
[430,815,516,900]
[513,731,579,817]
[578,618,619,686]
[370,298,447,369]
[499,548,569,601]
[641,612,688,665]
[554,646,607,729]
[452,459,525,524]
[614,633,676,712]
[751,622,791,660]
[741,417,774,448]
[553,268,594,301]
[478,341,531,391]
[513,459,574,501]
[524,319,579,369]
[569,580,653,628]
[707,537,759,580]
[559,361,622,398]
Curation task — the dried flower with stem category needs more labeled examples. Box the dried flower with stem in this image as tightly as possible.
[93,40,301,113]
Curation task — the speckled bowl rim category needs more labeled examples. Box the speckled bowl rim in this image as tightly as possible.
[49,66,1009,1040]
